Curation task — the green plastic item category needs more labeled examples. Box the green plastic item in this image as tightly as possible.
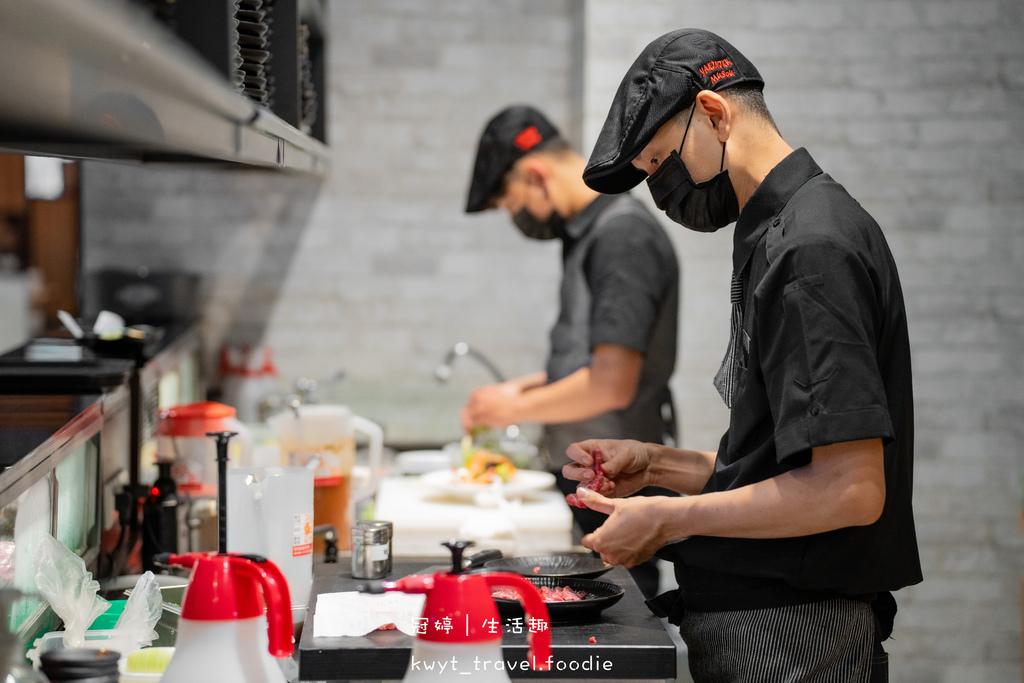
[87,599,126,631]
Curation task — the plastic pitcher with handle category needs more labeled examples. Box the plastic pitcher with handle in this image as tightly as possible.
[267,405,383,550]
[227,465,314,625]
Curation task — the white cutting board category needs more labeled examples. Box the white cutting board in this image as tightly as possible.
[374,475,573,557]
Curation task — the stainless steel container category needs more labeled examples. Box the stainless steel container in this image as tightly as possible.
[351,521,391,579]
[357,520,393,572]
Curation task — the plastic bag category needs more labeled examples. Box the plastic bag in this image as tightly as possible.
[34,534,109,648]
[114,571,162,651]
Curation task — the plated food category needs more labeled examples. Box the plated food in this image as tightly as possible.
[492,585,588,602]
[460,449,516,485]
[490,576,625,622]
[419,468,555,499]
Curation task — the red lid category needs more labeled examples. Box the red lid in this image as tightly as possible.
[158,402,237,437]
[169,552,294,658]
[387,571,551,669]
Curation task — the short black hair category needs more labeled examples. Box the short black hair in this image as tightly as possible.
[529,135,573,155]
[720,83,778,133]
[486,135,574,207]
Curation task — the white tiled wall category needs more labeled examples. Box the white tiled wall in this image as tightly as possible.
[81,1,1024,680]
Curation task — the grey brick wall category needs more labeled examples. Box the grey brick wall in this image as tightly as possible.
[81,1,1024,679]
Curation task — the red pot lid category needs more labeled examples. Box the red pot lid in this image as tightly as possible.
[158,401,236,437]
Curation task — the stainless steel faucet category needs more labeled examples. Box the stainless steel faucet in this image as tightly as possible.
[436,343,534,445]
[434,342,507,383]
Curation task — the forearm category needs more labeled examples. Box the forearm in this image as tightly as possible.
[514,367,620,423]
[514,345,642,424]
[653,439,886,543]
[508,371,547,391]
[645,444,717,495]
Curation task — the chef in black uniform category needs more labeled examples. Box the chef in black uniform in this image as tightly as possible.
[563,30,922,682]
[462,106,680,598]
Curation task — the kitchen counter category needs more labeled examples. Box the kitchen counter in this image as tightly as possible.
[375,476,574,558]
[299,558,677,681]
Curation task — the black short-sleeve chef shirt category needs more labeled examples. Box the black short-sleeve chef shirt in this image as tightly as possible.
[544,194,679,468]
[660,149,922,607]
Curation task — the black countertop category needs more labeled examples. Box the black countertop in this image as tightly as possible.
[299,558,677,681]
[0,348,134,395]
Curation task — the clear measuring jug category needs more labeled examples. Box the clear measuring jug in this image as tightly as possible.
[267,405,383,550]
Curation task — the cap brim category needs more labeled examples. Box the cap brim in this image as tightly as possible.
[465,185,492,213]
[582,162,650,195]
[465,147,504,213]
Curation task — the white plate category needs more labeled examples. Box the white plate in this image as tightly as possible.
[419,468,556,499]
[394,450,451,475]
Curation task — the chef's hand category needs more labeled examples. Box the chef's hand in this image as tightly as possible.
[563,439,652,500]
[576,490,669,567]
[460,382,520,431]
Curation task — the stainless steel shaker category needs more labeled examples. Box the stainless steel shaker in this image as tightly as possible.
[351,521,391,579]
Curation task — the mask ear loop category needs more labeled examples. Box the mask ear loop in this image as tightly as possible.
[678,104,697,155]
[719,140,727,173]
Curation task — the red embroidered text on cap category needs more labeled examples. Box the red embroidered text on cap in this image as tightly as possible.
[514,125,543,151]
[698,58,736,86]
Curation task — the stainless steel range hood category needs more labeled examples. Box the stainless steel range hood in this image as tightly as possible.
[0,0,328,175]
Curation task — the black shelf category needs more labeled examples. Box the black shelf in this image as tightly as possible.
[0,0,328,175]
[147,0,326,143]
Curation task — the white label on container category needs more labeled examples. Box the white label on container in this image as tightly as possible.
[293,512,313,557]
[369,543,389,562]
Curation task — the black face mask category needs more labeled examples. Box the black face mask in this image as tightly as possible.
[512,208,565,240]
[646,106,739,232]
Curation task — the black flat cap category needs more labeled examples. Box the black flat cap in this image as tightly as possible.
[583,29,764,194]
[465,105,560,213]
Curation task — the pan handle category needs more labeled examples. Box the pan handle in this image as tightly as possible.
[464,548,502,569]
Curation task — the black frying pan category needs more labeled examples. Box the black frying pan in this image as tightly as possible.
[483,553,613,579]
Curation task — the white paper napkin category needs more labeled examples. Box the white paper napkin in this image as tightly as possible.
[313,591,426,637]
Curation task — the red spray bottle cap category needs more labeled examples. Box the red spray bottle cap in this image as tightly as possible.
[382,541,551,670]
[168,552,294,658]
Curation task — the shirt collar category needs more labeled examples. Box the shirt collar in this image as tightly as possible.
[562,193,617,244]
[732,148,823,275]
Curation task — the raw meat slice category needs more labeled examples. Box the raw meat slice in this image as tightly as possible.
[566,449,605,508]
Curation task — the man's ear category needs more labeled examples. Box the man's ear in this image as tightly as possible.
[518,156,550,186]
[696,90,731,142]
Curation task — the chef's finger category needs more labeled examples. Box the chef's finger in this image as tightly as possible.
[581,535,617,566]
[577,488,614,514]
[561,462,585,482]
[564,441,595,466]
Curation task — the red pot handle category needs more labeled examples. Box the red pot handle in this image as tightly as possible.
[167,552,294,658]
[234,556,294,658]
[483,573,551,671]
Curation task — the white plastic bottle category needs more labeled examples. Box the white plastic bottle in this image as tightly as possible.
[164,614,284,683]
[160,553,293,683]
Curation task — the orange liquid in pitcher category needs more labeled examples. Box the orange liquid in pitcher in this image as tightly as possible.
[278,435,356,553]
[313,476,351,552]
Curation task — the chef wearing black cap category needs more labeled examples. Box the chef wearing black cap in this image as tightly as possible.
[462,105,680,598]
[562,29,921,681]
